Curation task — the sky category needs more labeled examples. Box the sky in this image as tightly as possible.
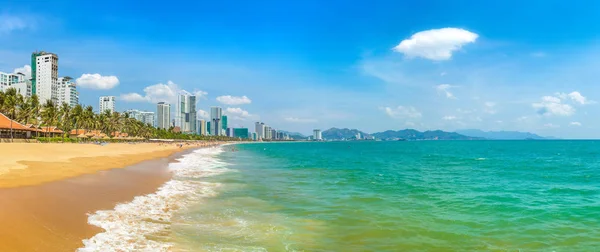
[1,0,600,138]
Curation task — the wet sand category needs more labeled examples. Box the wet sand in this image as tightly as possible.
[0,147,197,252]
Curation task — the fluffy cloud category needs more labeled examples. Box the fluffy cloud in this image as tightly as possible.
[532,95,575,116]
[380,106,422,119]
[284,117,318,123]
[13,65,31,80]
[393,28,478,60]
[484,102,497,114]
[436,84,456,99]
[120,80,207,104]
[442,115,457,120]
[225,107,257,121]
[197,110,209,119]
[570,122,582,126]
[76,74,120,90]
[0,15,29,33]
[544,123,560,128]
[216,95,252,105]
[556,91,593,105]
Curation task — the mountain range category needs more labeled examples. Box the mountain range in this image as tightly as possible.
[322,128,371,140]
[455,129,551,140]
[371,129,481,140]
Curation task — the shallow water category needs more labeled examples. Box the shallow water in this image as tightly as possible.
[83,141,600,251]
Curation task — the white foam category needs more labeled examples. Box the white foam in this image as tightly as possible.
[78,147,230,252]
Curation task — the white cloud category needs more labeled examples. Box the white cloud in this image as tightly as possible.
[197,110,209,119]
[284,117,318,123]
[484,102,497,114]
[76,73,120,90]
[216,95,252,105]
[13,65,31,80]
[556,91,593,105]
[436,84,456,99]
[0,15,29,33]
[570,122,582,126]
[442,115,457,120]
[456,108,475,114]
[532,95,575,116]
[544,123,560,128]
[225,107,257,121]
[120,80,207,104]
[393,28,478,61]
[380,106,422,119]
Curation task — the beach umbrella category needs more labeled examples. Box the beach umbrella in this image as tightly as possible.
[77,134,87,138]
[103,136,111,140]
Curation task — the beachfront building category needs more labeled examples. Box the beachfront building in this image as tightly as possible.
[32,51,59,104]
[234,128,249,139]
[313,129,322,141]
[356,132,361,140]
[210,106,223,136]
[57,77,78,107]
[222,115,228,131]
[141,111,155,126]
[156,102,170,129]
[197,119,206,135]
[11,80,32,97]
[99,96,116,113]
[207,121,211,135]
[271,129,278,140]
[251,132,257,141]
[255,122,265,140]
[0,72,25,92]
[226,128,233,137]
[0,112,39,139]
[176,92,197,133]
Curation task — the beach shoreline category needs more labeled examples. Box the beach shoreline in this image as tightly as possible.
[0,142,221,251]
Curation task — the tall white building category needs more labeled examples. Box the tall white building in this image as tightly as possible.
[0,72,25,92]
[57,77,78,107]
[176,92,197,133]
[156,102,170,129]
[197,119,206,135]
[99,96,116,113]
[255,122,266,140]
[210,107,223,136]
[32,51,59,104]
[140,111,155,126]
[313,129,322,141]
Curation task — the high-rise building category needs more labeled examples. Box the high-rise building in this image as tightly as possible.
[156,102,170,129]
[141,111,155,126]
[234,128,249,139]
[222,115,228,131]
[32,51,59,104]
[207,121,211,135]
[271,129,278,140]
[11,80,32,98]
[226,128,234,137]
[255,122,265,140]
[0,72,25,92]
[210,107,223,136]
[176,92,197,133]
[313,129,322,141]
[57,77,78,107]
[99,96,116,113]
[251,132,257,141]
[198,119,206,135]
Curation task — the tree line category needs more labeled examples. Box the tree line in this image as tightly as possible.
[0,87,239,141]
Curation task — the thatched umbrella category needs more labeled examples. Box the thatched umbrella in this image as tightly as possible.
[92,135,101,139]
[103,136,111,140]
[77,134,87,138]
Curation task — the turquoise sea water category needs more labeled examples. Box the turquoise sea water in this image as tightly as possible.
[170,141,600,251]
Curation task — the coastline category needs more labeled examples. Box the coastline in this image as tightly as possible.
[0,142,218,251]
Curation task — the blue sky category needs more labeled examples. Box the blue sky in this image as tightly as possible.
[1,0,600,138]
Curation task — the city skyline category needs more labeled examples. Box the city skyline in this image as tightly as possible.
[3,1,600,138]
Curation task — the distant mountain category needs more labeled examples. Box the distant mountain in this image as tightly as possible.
[279,131,306,140]
[322,128,370,140]
[371,129,480,140]
[455,129,550,140]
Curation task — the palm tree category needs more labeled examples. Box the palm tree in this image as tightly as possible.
[40,100,57,138]
[71,104,83,136]
[59,102,72,137]
[3,88,24,141]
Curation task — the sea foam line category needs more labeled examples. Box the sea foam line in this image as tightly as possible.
[78,147,230,252]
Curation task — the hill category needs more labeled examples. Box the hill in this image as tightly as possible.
[455,129,549,140]
[371,129,480,140]
[322,128,370,140]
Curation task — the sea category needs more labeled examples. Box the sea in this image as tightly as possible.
[79,141,600,251]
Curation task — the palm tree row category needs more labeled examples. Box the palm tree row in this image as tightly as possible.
[0,87,238,141]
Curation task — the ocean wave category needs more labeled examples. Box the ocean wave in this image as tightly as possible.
[78,147,229,252]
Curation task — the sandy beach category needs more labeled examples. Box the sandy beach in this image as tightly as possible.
[0,142,206,188]
[0,142,219,251]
